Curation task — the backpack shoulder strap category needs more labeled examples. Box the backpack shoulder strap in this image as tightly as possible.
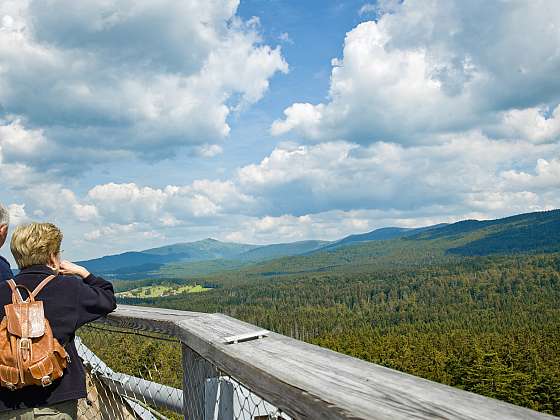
[7,279,16,293]
[31,275,56,299]
[7,279,24,303]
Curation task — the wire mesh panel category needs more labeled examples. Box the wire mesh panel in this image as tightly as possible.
[182,344,290,420]
[77,324,183,420]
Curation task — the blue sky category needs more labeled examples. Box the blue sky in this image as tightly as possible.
[0,0,559,261]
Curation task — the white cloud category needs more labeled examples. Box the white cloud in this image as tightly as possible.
[497,105,560,143]
[278,32,293,44]
[18,184,88,222]
[501,158,560,190]
[225,212,373,244]
[358,4,376,16]
[85,223,144,241]
[273,0,560,144]
[7,203,28,226]
[0,0,287,170]
[0,118,47,160]
[72,204,99,222]
[195,144,224,158]
[86,180,255,227]
[359,1,401,17]
[236,135,560,217]
[270,103,324,138]
[464,191,543,214]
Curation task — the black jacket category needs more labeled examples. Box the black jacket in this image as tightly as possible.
[0,256,13,282]
[0,265,116,411]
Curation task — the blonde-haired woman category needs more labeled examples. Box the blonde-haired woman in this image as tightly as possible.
[0,222,116,419]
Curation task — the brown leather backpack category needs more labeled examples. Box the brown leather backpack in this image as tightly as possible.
[0,276,69,390]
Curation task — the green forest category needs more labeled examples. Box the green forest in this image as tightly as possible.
[105,253,560,416]
[81,211,560,416]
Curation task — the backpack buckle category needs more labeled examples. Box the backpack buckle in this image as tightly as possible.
[19,339,30,350]
[41,376,52,387]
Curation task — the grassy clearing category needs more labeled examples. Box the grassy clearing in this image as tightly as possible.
[116,283,209,298]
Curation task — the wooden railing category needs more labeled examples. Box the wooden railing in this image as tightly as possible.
[92,304,557,420]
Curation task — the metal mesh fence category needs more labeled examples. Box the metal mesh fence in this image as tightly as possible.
[76,322,290,420]
[77,323,183,420]
[182,344,290,420]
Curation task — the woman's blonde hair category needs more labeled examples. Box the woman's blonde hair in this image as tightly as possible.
[11,223,63,269]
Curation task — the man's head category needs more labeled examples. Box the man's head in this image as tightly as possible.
[0,203,9,249]
[11,223,63,270]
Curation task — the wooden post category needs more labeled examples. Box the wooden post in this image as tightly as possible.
[182,344,218,420]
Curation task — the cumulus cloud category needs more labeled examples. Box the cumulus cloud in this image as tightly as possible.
[0,0,287,171]
[16,183,99,224]
[84,223,160,241]
[0,118,47,162]
[86,180,255,226]
[237,135,560,216]
[7,203,28,226]
[224,212,374,244]
[501,158,560,191]
[272,0,560,144]
[194,144,224,158]
[496,105,560,143]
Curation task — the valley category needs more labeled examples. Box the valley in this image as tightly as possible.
[83,209,560,416]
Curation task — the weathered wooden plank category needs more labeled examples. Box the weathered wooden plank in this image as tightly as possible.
[98,305,558,420]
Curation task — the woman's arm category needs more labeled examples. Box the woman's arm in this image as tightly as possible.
[60,260,117,329]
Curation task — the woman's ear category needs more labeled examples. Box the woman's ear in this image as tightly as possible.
[0,224,7,247]
[47,253,60,272]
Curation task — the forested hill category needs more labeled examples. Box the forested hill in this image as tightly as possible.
[80,209,560,278]
[442,210,560,255]
[78,238,258,273]
[206,209,560,280]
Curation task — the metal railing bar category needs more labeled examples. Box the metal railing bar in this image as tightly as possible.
[82,323,179,343]
[76,337,183,414]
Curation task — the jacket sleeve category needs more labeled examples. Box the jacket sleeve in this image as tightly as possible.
[0,257,14,281]
[74,273,117,329]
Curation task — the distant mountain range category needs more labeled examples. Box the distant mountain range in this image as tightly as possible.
[319,223,449,252]
[79,209,560,278]
[78,238,330,276]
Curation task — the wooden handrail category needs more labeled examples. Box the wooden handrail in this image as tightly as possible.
[98,304,558,420]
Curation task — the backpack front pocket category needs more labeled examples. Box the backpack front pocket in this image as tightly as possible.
[29,355,54,385]
[0,364,19,388]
